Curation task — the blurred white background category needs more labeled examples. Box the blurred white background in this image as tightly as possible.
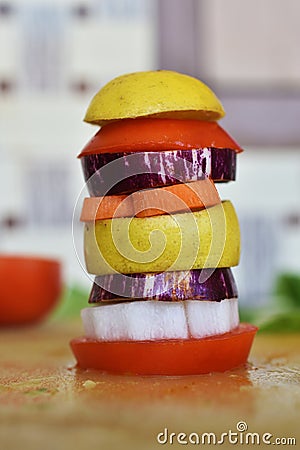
[0,0,300,308]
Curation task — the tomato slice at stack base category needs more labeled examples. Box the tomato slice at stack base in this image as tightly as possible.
[70,323,257,376]
[78,118,242,157]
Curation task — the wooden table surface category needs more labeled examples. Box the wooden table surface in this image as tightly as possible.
[0,321,299,450]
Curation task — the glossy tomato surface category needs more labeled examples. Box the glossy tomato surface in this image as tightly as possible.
[78,118,242,157]
[71,324,257,375]
[0,255,62,325]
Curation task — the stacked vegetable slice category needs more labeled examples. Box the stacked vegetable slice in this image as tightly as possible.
[70,70,257,375]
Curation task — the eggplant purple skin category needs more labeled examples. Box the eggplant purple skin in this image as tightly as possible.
[89,268,238,303]
[81,148,236,196]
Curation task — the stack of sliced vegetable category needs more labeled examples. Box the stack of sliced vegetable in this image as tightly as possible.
[71,70,257,375]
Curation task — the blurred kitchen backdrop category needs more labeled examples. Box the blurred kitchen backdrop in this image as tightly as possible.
[1,0,300,324]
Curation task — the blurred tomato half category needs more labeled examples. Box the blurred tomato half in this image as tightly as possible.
[0,255,62,325]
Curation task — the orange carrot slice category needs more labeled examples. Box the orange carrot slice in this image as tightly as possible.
[80,179,220,222]
[80,195,133,222]
[133,179,220,218]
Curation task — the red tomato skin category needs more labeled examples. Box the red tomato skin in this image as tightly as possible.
[0,256,62,325]
[70,324,257,376]
[78,118,242,157]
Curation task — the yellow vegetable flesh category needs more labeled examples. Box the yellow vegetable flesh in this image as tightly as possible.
[84,70,225,126]
[84,201,240,275]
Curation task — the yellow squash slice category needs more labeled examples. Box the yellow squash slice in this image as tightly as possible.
[84,201,240,275]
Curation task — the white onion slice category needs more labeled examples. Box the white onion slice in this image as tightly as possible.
[185,299,239,338]
[81,301,188,341]
[81,299,239,341]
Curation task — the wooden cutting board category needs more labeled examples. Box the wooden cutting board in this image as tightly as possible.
[0,321,299,449]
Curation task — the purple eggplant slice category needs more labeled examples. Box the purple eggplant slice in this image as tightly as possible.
[81,148,236,196]
[89,268,238,303]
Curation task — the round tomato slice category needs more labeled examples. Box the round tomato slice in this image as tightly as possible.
[70,323,257,375]
[78,118,242,157]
